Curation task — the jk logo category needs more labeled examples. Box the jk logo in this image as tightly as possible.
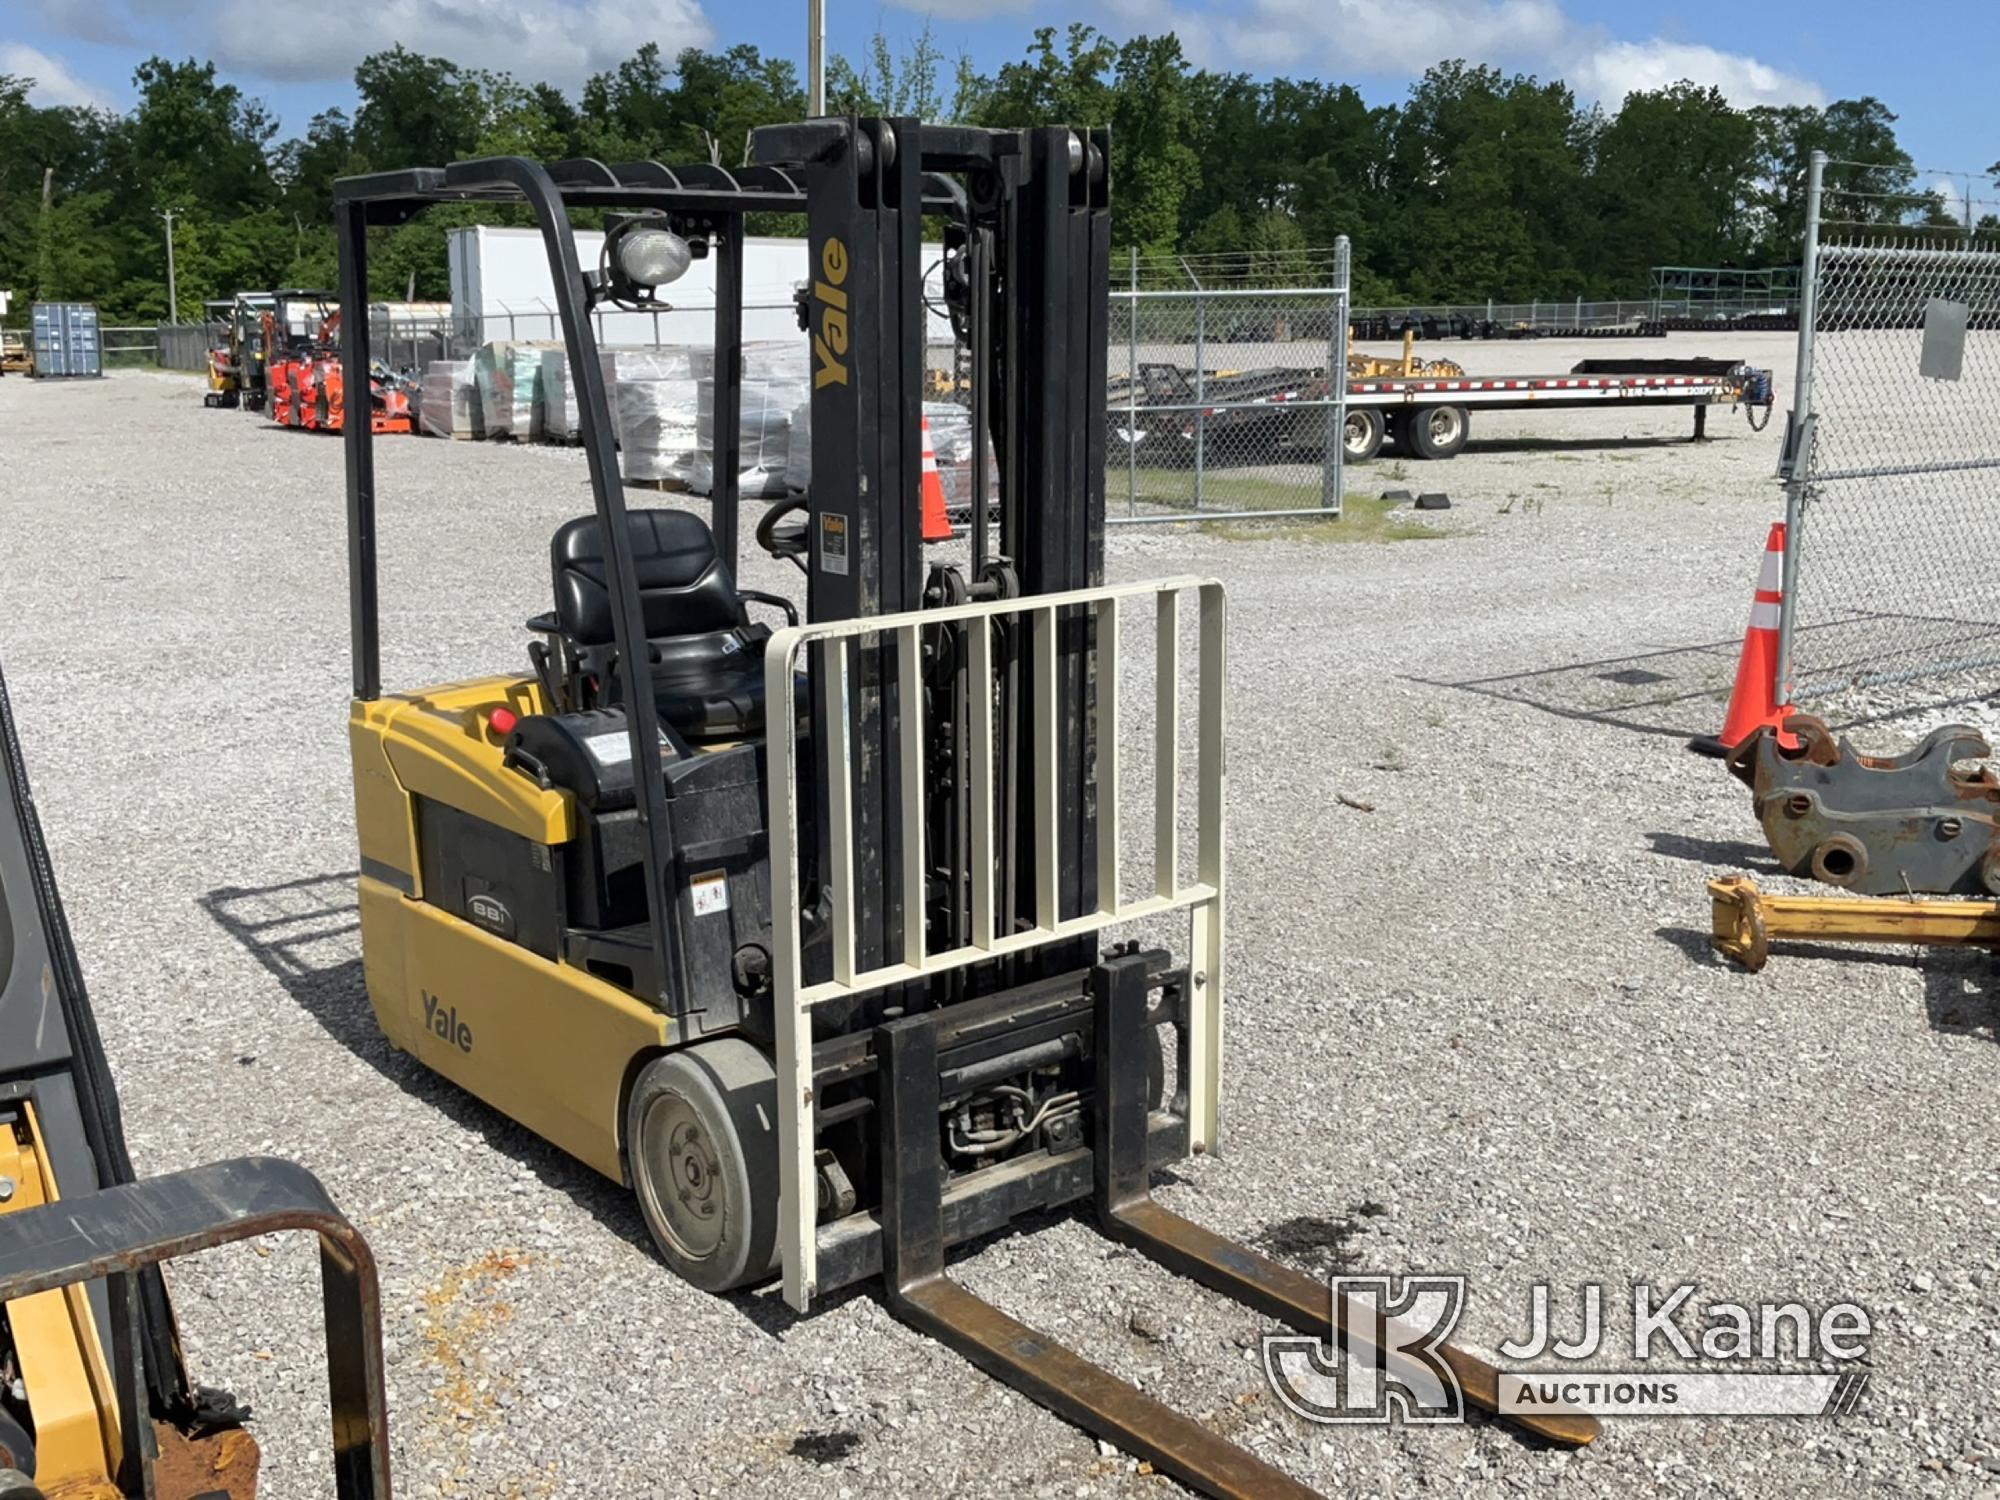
[1263,1275,1467,1425]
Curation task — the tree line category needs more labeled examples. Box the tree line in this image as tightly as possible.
[0,23,1975,325]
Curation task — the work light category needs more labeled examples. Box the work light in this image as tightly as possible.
[605,216,693,303]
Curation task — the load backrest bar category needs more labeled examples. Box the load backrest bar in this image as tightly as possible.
[764,576,1227,1311]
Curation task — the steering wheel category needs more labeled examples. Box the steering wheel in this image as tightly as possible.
[757,494,810,571]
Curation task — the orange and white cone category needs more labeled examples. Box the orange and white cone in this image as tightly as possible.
[919,417,953,542]
[1690,522,1799,756]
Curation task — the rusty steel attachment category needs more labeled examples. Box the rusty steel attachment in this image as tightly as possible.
[871,954,1596,1500]
[1727,714,2000,897]
[1709,874,2000,972]
[0,1156,393,1500]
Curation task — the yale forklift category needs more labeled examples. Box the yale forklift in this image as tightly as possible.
[333,119,1597,1495]
[0,659,390,1498]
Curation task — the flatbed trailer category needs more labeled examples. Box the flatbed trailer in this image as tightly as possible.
[1115,355,1774,462]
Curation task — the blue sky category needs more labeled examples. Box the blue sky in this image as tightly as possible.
[3,0,1992,184]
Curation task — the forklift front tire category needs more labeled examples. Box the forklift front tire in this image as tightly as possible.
[626,1039,782,1293]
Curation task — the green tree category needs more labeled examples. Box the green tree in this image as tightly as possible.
[828,25,947,120]
[579,43,803,166]
[1751,97,1926,260]
[976,24,1116,128]
[353,47,488,170]
[1588,83,1760,293]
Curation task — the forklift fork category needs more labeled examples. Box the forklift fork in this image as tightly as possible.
[875,954,1596,1500]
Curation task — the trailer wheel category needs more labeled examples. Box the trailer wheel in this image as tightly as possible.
[626,1038,781,1293]
[1341,408,1384,462]
[1405,404,1469,460]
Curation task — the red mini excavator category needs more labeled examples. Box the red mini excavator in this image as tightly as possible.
[260,293,412,434]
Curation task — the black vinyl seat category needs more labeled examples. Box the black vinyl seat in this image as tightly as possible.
[545,509,774,740]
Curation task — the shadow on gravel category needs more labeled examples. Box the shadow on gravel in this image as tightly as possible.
[1465,434,1704,456]
[1425,617,1999,741]
[1642,831,1778,873]
[198,871,658,1260]
[1415,636,1740,739]
[1658,921,2000,989]
[1654,926,1722,965]
[1923,958,2000,1040]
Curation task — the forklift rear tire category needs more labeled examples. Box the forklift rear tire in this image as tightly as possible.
[1341,408,1385,462]
[626,1039,781,1293]
[1404,404,1469,460]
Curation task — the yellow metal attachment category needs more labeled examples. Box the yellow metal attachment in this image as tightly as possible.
[1709,874,2000,972]
[0,1106,124,1497]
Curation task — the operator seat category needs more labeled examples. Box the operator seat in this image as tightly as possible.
[543,509,774,740]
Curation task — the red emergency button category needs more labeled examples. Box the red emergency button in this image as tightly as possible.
[487,706,519,736]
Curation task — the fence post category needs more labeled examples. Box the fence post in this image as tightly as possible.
[1775,148,1826,707]
[1322,236,1350,516]
[1191,291,1206,513]
[1126,246,1138,519]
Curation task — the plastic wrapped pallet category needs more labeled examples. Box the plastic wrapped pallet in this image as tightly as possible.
[418,359,480,439]
[616,373,703,485]
[922,401,1000,514]
[782,399,812,493]
[608,347,697,386]
[689,340,810,497]
[537,349,617,441]
[471,341,556,439]
[779,396,997,512]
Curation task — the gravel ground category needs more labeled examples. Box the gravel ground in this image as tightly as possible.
[4,344,1999,1500]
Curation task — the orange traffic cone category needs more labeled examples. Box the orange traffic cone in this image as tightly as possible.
[919,418,953,542]
[1690,522,1798,757]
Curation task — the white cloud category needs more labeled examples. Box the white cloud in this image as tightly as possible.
[887,0,1038,15]
[0,43,117,108]
[1931,176,1969,224]
[1101,0,1821,113]
[1231,0,1567,75]
[1102,0,1219,67]
[1569,39,1821,109]
[205,0,712,86]
[20,0,138,47]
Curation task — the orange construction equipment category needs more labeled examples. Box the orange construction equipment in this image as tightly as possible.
[1693,521,1799,756]
[919,416,953,542]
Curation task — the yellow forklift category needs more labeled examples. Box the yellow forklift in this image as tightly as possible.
[0,659,391,1498]
[332,122,1596,1495]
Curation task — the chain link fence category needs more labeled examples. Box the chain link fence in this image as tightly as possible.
[1778,154,2000,703]
[1107,238,1350,523]
[154,323,212,370]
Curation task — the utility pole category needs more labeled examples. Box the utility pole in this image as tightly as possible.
[155,208,179,324]
[36,168,54,299]
[807,0,825,115]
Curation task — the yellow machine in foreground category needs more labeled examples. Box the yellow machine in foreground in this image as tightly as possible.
[0,658,391,1498]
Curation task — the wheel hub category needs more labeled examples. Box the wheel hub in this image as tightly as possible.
[642,1094,725,1260]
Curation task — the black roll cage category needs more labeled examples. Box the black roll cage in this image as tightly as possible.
[332,121,1107,1018]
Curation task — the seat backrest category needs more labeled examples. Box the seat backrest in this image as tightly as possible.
[551,509,747,649]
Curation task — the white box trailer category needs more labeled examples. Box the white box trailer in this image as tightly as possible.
[448,226,953,348]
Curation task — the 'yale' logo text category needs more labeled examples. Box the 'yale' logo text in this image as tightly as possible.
[812,236,850,389]
[422,991,474,1053]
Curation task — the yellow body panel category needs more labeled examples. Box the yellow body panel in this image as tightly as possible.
[0,1106,123,1499]
[351,678,673,1184]
[349,677,570,869]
